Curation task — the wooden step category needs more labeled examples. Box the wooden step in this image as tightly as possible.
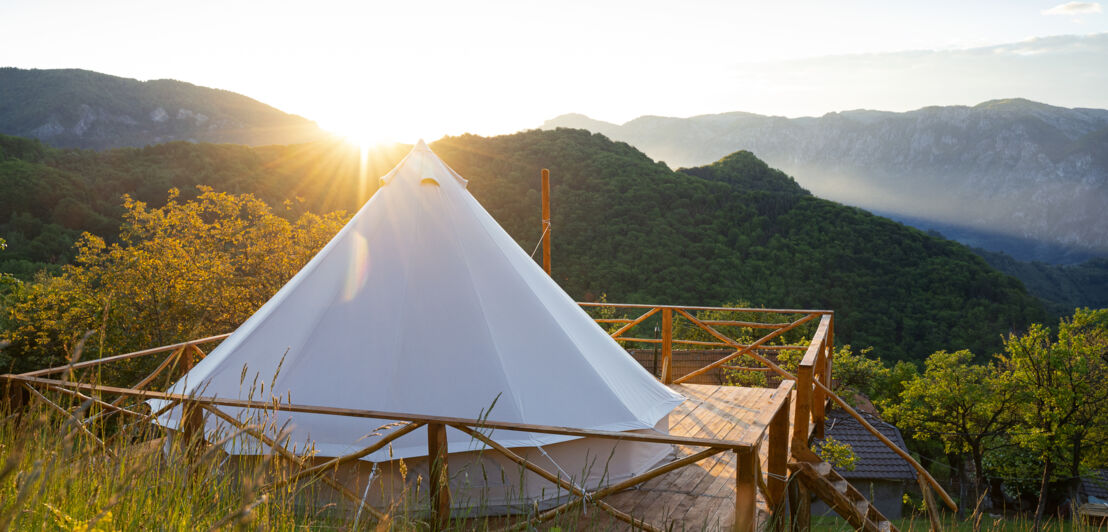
[831,479,849,494]
[854,499,869,518]
[814,461,832,477]
[876,520,892,532]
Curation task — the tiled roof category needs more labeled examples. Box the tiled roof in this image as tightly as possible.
[814,409,918,481]
[1081,470,1108,501]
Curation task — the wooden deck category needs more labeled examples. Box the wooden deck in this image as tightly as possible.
[504,383,796,531]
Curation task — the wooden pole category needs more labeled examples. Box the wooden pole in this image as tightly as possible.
[919,475,944,532]
[734,448,758,532]
[1,378,25,418]
[541,168,551,275]
[178,347,204,452]
[427,423,450,531]
[661,307,673,384]
[812,341,827,440]
[788,479,811,532]
[793,364,813,450]
[768,395,791,512]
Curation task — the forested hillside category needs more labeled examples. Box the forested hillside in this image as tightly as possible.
[0,134,405,276]
[544,100,1108,264]
[973,248,1108,316]
[434,131,1045,361]
[0,68,328,149]
[0,129,1045,363]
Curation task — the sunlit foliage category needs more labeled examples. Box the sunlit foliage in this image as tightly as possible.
[1,188,344,380]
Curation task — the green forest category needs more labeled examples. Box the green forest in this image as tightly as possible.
[0,129,1048,367]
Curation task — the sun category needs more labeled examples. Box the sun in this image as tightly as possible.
[317,106,437,149]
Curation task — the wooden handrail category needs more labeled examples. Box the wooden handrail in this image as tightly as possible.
[578,301,833,315]
[18,333,231,378]
[814,378,957,511]
[2,374,758,450]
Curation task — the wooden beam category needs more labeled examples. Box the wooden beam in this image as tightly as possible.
[788,474,811,532]
[919,475,944,532]
[177,346,204,453]
[699,320,790,329]
[16,333,230,378]
[541,168,551,275]
[661,307,673,384]
[264,421,424,495]
[793,364,813,451]
[451,423,665,532]
[199,404,386,521]
[22,383,115,459]
[577,302,833,315]
[673,309,816,384]
[607,307,660,339]
[427,423,450,531]
[812,340,827,440]
[768,394,791,511]
[815,379,957,511]
[3,375,757,449]
[734,448,758,532]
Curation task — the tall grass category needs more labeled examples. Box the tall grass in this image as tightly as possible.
[0,390,633,531]
[0,397,347,531]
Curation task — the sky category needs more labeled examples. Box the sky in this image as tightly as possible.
[2,0,1107,143]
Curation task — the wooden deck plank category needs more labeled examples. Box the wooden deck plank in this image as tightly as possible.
[576,383,795,531]
[677,388,773,528]
[631,386,766,526]
[620,385,734,518]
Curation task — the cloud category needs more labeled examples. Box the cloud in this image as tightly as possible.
[717,34,1108,118]
[1042,2,1102,15]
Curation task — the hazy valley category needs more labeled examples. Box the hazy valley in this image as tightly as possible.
[544,100,1108,265]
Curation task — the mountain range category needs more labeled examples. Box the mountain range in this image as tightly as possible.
[543,100,1108,264]
[0,67,1101,324]
[0,68,328,150]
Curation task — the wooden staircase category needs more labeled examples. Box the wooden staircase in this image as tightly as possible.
[789,449,897,532]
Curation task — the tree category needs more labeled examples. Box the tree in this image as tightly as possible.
[1,188,345,381]
[999,308,1108,529]
[885,350,1015,513]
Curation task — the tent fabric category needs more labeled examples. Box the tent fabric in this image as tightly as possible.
[153,140,684,462]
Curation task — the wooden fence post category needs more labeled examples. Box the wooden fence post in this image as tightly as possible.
[178,345,204,453]
[788,479,811,532]
[812,341,827,440]
[428,423,450,531]
[768,395,791,514]
[734,447,757,532]
[1,378,26,424]
[541,168,551,276]
[793,364,812,450]
[661,308,673,384]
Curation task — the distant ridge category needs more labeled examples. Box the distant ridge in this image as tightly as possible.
[0,68,329,150]
[544,100,1108,264]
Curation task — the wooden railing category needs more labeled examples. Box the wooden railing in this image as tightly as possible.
[2,330,795,532]
[578,302,825,386]
[582,302,958,522]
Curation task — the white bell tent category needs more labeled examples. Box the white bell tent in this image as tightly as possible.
[153,140,685,511]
